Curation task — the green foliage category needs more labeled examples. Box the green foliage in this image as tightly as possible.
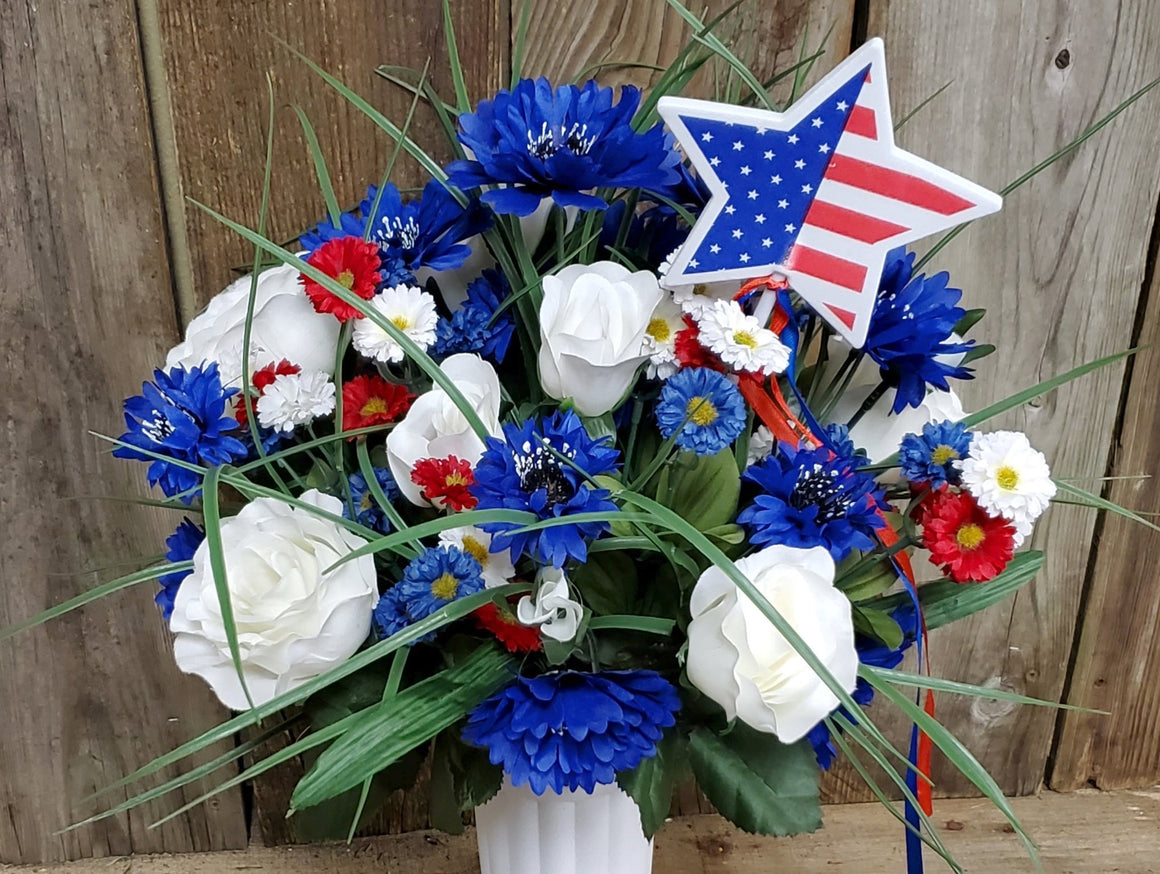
[571,550,638,615]
[429,730,503,835]
[688,725,821,837]
[652,448,741,532]
[617,732,687,838]
[852,605,905,650]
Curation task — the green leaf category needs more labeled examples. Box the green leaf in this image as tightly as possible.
[702,523,745,545]
[958,343,996,366]
[290,644,515,810]
[660,448,741,532]
[953,307,986,336]
[617,732,685,838]
[570,550,638,615]
[290,104,342,225]
[688,725,821,836]
[441,0,471,113]
[853,606,904,650]
[862,666,1108,714]
[430,730,503,835]
[1054,479,1160,534]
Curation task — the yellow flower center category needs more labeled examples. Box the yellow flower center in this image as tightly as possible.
[647,317,672,343]
[686,396,719,426]
[444,471,469,487]
[956,523,986,550]
[361,397,390,417]
[360,492,375,512]
[732,330,758,348]
[996,465,1019,490]
[461,535,490,566]
[337,269,356,289]
[391,315,411,330]
[692,283,710,297]
[931,445,960,465]
[431,572,460,601]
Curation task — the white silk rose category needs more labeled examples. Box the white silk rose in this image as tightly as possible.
[686,544,857,743]
[386,353,503,506]
[169,490,377,710]
[538,262,664,416]
[166,262,341,388]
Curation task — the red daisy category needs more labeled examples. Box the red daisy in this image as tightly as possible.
[920,490,1015,583]
[475,601,542,653]
[302,236,382,321]
[235,359,300,427]
[341,374,414,432]
[674,315,724,371]
[411,456,477,511]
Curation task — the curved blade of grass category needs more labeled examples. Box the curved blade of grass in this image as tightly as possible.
[510,0,533,87]
[586,615,676,635]
[201,466,254,710]
[374,66,463,157]
[664,0,774,110]
[1053,479,1160,533]
[236,424,393,475]
[894,80,953,131]
[866,676,1041,868]
[441,0,470,113]
[862,666,1108,714]
[354,438,421,558]
[0,561,190,642]
[290,104,342,224]
[187,201,492,442]
[80,582,529,808]
[574,60,668,81]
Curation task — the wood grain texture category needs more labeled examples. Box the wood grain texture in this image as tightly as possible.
[831,0,1160,800]
[155,0,510,312]
[0,0,247,863]
[2,790,1159,873]
[519,0,855,100]
[1050,252,1160,789]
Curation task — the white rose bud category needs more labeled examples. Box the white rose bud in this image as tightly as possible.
[686,544,857,743]
[538,262,664,417]
[386,353,503,507]
[169,490,377,710]
[166,262,341,389]
[516,567,584,643]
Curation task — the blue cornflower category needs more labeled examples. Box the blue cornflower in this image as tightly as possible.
[898,420,974,488]
[447,78,682,216]
[809,605,918,769]
[738,442,887,561]
[373,586,412,641]
[346,468,400,533]
[864,249,975,413]
[157,517,204,622]
[396,545,485,626]
[470,410,620,567]
[299,181,491,286]
[463,670,681,795]
[114,363,248,502]
[431,269,515,363]
[823,424,868,468]
[655,368,746,456]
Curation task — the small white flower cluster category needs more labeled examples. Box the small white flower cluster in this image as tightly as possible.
[352,284,439,364]
[957,430,1056,545]
[256,370,336,433]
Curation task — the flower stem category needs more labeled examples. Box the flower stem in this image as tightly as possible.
[846,380,889,430]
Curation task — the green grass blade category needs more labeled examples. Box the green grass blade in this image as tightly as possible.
[663,0,775,110]
[442,0,471,112]
[510,0,533,87]
[354,437,422,557]
[894,80,953,131]
[1054,479,1160,533]
[586,615,676,635]
[200,466,254,710]
[862,666,1108,714]
[0,561,189,642]
[290,104,342,224]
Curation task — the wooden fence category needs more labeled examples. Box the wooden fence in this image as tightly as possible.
[1,0,1159,864]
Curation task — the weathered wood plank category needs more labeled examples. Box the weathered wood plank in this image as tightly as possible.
[1050,248,1160,789]
[0,0,247,863]
[826,0,1160,801]
[2,790,1158,873]
[151,0,509,842]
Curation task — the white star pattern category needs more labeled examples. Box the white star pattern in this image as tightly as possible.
[764,150,775,160]
[739,253,750,263]
[819,143,831,154]
[836,100,848,111]
[732,140,744,151]
[811,117,823,128]
[701,131,714,142]
[710,156,721,167]
[740,165,752,176]
[784,223,796,233]
[771,174,782,184]
[747,190,759,200]
[755,214,766,224]
[756,127,767,135]
[732,229,743,239]
[801,184,813,194]
[762,237,773,247]
[794,159,806,169]
[689,259,698,268]
[725,204,736,215]
[787,134,799,144]
[778,199,789,208]
[710,244,721,254]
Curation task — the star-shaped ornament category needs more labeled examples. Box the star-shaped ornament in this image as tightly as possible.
[658,38,1002,347]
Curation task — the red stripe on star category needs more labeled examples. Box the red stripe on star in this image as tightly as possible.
[803,200,908,243]
[786,245,868,291]
[824,154,977,215]
[825,303,858,330]
[845,105,878,139]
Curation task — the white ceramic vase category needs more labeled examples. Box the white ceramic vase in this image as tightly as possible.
[474,778,654,874]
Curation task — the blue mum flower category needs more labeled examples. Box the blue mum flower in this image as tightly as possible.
[447,78,682,216]
[346,467,400,533]
[114,363,248,502]
[396,545,485,626]
[464,670,681,794]
[898,420,974,488]
[373,586,412,641]
[808,605,918,769]
[738,442,887,561]
[470,410,620,567]
[655,368,746,456]
[823,424,868,468]
[300,181,491,286]
[864,249,975,413]
[157,517,204,622]
[431,269,516,363]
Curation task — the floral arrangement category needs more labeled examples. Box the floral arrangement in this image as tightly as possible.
[11,4,1149,872]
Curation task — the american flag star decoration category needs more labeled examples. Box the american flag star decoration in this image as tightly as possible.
[657,38,1002,347]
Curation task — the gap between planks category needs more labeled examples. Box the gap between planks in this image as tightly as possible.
[2,789,1157,874]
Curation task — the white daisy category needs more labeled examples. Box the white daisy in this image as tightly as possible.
[746,425,775,468]
[957,430,1055,545]
[668,281,739,317]
[438,525,516,589]
[696,299,791,374]
[643,294,685,380]
[351,285,438,364]
[256,370,336,433]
